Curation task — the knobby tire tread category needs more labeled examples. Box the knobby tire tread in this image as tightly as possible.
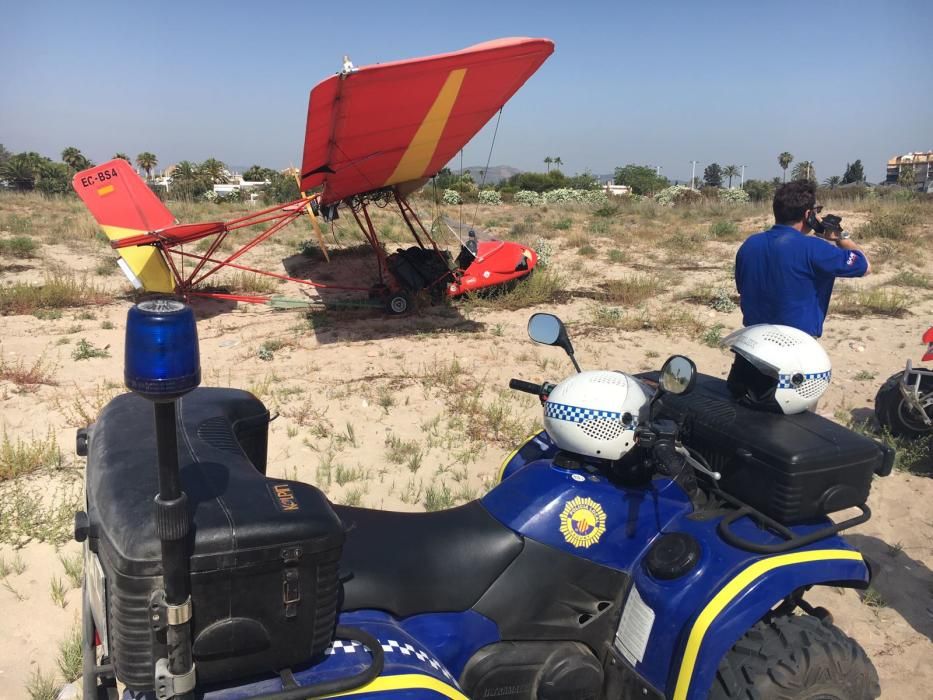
[708,614,879,700]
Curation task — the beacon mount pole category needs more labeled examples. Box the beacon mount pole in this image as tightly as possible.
[124,299,201,700]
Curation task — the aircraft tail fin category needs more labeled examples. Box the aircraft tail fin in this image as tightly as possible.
[73,159,176,293]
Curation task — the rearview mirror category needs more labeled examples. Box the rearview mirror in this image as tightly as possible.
[527,313,581,373]
[659,355,697,396]
[527,313,563,346]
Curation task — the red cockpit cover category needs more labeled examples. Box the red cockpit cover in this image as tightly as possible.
[300,37,554,205]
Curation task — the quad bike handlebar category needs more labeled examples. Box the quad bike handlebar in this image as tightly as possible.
[509,378,556,399]
[509,378,544,395]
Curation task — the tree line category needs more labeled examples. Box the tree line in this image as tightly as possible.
[612,153,868,201]
[0,146,299,204]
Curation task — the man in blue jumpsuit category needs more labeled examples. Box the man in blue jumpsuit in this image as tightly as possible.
[735,181,870,337]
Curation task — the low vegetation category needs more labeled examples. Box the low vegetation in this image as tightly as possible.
[831,287,909,318]
[0,235,39,257]
[0,430,61,481]
[0,274,111,316]
[0,350,57,387]
[461,267,566,311]
[889,270,930,289]
[602,274,666,305]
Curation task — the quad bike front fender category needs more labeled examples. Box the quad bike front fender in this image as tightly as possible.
[496,430,555,483]
[657,545,870,700]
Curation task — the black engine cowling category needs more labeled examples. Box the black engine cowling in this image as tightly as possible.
[461,641,603,700]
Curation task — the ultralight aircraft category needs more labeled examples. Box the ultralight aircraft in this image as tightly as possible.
[73,38,554,313]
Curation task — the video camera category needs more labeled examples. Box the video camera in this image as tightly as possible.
[806,208,844,238]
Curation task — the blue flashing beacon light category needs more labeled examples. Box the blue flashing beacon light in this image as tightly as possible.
[125,298,201,693]
[125,299,200,401]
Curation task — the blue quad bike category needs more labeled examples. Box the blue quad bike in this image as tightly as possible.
[76,303,893,700]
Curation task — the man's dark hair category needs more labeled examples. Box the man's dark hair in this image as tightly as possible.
[772,181,816,225]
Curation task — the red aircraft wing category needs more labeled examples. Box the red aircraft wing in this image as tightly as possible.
[300,37,554,205]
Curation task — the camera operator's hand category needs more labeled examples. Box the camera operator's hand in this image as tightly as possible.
[819,214,844,241]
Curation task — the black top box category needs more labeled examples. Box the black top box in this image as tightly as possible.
[85,388,344,690]
[650,373,892,524]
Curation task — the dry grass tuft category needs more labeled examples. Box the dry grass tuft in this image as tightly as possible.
[215,271,279,294]
[889,270,931,289]
[0,274,112,316]
[602,274,666,305]
[461,268,566,311]
[0,235,39,258]
[0,350,57,388]
[832,287,909,318]
[0,430,62,481]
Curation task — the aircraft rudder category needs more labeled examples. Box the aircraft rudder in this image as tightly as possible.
[72,159,176,293]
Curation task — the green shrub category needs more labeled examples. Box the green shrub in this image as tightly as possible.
[72,338,110,361]
[709,220,740,238]
[856,211,916,240]
[478,189,501,206]
[0,235,38,258]
[718,188,750,203]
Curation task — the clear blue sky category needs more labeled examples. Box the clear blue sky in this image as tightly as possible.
[2,0,930,183]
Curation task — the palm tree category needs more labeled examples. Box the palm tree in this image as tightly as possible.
[778,152,794,182]
[899,164,915,187]
[61,146,91,171]
[136,152,158,180]
[823,175,841,189]
[0,154,39,191]
[544,156,553,173]
[113,152,132,163]
[553,156,563,170]
[200,157,228,184]
[791,161,815,182]
[171,160,201,200]
[723,165,740,189]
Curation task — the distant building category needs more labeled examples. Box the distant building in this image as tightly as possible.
[885,151,933,191]
[212,178,267,195]
[604,181,632,196]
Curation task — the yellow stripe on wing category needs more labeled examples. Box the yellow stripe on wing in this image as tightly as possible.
[323,672,467,700]
[672,549,863,700]
[385,69,467,186]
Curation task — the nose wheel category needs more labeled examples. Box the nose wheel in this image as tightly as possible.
[385,292,411,315]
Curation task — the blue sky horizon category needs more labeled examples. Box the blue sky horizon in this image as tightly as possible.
[2,0,930,184]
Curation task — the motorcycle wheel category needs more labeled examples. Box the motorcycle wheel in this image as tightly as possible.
[874,371,933,439]
[708,614,879,700]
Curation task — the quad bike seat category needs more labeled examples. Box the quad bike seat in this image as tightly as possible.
[334,502,523,616]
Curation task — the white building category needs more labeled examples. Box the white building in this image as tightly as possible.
[604,181,632,196]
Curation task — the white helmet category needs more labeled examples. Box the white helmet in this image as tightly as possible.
[543,370,650,460]
[721,324,831,414]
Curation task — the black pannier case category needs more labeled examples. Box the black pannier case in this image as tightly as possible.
[84,388,344,690]
[653,373,892,524]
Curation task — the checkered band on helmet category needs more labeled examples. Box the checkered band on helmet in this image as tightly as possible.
[542,370,649,459]
[544,401,622,424]
[778,370,832,392]
[545,401,634,443]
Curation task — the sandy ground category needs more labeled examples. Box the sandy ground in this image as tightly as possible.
[0,199,930,698]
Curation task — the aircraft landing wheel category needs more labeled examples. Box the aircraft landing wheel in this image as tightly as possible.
[385,293,411,315]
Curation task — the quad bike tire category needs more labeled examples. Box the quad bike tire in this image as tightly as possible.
[709,614,880,700]
[874,371,933,439]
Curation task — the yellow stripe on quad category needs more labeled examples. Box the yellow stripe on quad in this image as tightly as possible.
[326,673,468,700]
[672,549,863,700]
